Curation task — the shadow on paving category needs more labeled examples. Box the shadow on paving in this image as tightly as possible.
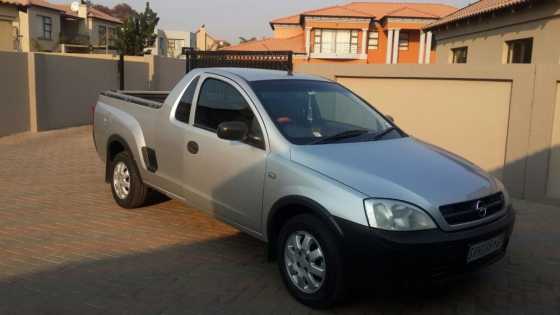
[0,229,545,315]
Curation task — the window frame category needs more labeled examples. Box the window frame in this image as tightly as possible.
[108,27,115,46]
[313,28,360,55]
[172,76,200,125]
[192,74,268,150]
[98,25,107,46]
[451,46,468,64]
[38,15,52,41]
[398,32,409,51]
[368,31,379,50]
[313,29,322,52]
[506,37,533,64]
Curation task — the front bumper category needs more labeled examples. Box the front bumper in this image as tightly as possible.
[334,206,515,278]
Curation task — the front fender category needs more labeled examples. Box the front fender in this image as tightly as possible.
[262,154,369,243]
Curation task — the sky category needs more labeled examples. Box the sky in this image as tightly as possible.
[52,0,473,44]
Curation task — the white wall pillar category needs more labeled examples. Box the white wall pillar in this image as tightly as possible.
[385,29,393,64]
[361,28,368,59]
[424,31,432,64]
[391,29,400,64]
[305,27,312,57]
[418,31,425,64]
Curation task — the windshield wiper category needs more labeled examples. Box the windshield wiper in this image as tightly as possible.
[310,129,370,145]
[371,127,396,141]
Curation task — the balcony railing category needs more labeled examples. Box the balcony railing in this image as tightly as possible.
[59,33,90,46]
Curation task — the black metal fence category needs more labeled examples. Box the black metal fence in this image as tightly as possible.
[183,49,293,74]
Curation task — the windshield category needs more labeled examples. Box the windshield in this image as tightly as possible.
[250,79,399,145]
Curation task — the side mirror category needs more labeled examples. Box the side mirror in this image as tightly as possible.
[217,121,248,141]
[385,114,395,123]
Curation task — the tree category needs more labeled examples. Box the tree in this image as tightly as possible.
[113,2,159,55]
[111,4,137,21]
[91,3,137,22]
[91,4,112,15]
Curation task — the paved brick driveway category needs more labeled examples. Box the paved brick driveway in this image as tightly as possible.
[0,126,559,315]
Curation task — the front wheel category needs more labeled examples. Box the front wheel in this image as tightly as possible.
[277,214,345,308]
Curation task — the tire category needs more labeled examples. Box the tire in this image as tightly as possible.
[277,214,345,308]
[110,151,149,209]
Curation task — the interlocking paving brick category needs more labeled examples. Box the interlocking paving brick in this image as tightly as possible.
[0,126,559,314]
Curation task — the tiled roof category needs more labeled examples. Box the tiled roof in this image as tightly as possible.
[270,14,300,25]
[270,2,457,26]
[2,0,66,11]
[345,2,457,19]
[52,4,122,24]
[383,6,441,18]
[1,0,122,23]
[426,0,532,28]
[225,34,306,54]
[88,7,123,24]
[302,4,372,18]
[0,0,25,6]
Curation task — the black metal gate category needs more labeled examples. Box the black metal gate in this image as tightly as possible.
[183,49,293,74]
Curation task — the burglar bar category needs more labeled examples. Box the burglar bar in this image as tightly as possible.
[183,49,293,74]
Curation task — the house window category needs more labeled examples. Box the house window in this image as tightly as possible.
[506,38,533,64]
[368,31,379,50]
[313,29,321,51]
[168,39,175,52]
[313,29,359,55]
[38,15,52,40]
[451,47,468,64]
[98,25,107,45]
[398,32,409,51]
[108,27,115,46]
[165,39,185,57]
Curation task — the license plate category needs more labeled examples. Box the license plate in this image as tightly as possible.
[467,234,504,263]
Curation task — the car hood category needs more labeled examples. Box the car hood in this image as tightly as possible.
[290,137,499,209]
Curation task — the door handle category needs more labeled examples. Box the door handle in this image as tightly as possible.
[187,141,199,154]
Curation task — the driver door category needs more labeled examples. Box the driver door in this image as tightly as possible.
[183,74,267,234]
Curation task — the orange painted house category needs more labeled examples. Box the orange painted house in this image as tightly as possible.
[227,2,457,64]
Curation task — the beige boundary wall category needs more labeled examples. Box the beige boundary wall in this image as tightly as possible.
[0,53,182,137]
[152,56,186,90]
[31,53,151,131]
[0,53,188,136]
[0,51,29,137]
[295,63,560,206]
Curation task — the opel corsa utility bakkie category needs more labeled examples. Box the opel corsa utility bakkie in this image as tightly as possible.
[93,68,515,307]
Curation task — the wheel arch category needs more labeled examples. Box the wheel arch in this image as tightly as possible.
[105,134,135,183]
[266,195,344,260]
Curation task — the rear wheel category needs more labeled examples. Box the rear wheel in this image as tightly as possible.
[110,151,148,208]
[277,214,345,308]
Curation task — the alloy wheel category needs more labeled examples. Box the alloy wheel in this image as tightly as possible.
[284,230,326,293]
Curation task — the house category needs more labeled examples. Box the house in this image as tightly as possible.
[194,24,229,51]
[226,2,457,64]
[148,26,229,58]
[0,0,21,51]
[56,2,123,53]
[426,0,560,64]
[0,0,121,53]
[152,29,195,58]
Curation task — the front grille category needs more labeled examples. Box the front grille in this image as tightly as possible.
[439,192,504,225]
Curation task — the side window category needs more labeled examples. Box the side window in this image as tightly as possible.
[195,78,264,148]
[175,76,199,124]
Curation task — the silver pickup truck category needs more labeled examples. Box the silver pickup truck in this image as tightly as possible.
[93,67,515,307]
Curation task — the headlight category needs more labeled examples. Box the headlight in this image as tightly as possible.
[364,199,437,231]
